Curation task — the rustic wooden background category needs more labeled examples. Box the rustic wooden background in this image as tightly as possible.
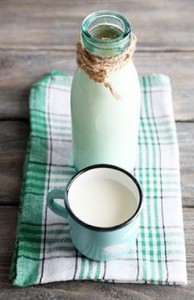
[0,0,194,299]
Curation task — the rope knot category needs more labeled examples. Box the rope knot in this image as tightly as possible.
[76,32,137,100]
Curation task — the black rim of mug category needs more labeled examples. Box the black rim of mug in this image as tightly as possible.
[65,164,143,232]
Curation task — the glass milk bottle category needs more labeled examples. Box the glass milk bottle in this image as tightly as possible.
[71,11,141,171]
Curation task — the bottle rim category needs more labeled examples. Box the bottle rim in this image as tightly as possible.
[81,10,131,56]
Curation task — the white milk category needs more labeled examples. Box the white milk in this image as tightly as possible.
[71,62,141,172]
[68,179,138,228]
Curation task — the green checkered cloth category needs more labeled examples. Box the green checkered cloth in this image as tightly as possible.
[10,71,187,286]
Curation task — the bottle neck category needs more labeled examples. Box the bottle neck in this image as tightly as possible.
[81,11,131,57]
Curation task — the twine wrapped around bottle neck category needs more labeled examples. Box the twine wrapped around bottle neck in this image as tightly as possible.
[76,32,137,100]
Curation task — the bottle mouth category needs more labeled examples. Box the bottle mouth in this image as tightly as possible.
[81,10,131,57]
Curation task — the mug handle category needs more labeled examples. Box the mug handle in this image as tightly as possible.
[47,188,68,218]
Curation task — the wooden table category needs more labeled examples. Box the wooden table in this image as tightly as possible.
[0,1,194,299]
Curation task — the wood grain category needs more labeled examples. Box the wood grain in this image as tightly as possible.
[0,122,29,204]
[0,51,194,121]
[178,123,194,206]
[0,206,193,299]
[0,121,193,206]
[0,0,193,297]
[0,0,194,51]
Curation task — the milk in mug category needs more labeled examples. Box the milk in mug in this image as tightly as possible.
[69,178,138,227]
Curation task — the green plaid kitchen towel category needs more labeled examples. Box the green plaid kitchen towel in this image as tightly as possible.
[10,71,187,286]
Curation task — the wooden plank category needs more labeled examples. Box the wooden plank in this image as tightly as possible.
[0,206,193,298]
[0,0,194,50]
[0,50,194,121]
[178,123,194,207]
[135,52,194,122]
[0,122,29,204]
[0,121,193,206]
[0,51,75,120]
[0,207,18,285]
